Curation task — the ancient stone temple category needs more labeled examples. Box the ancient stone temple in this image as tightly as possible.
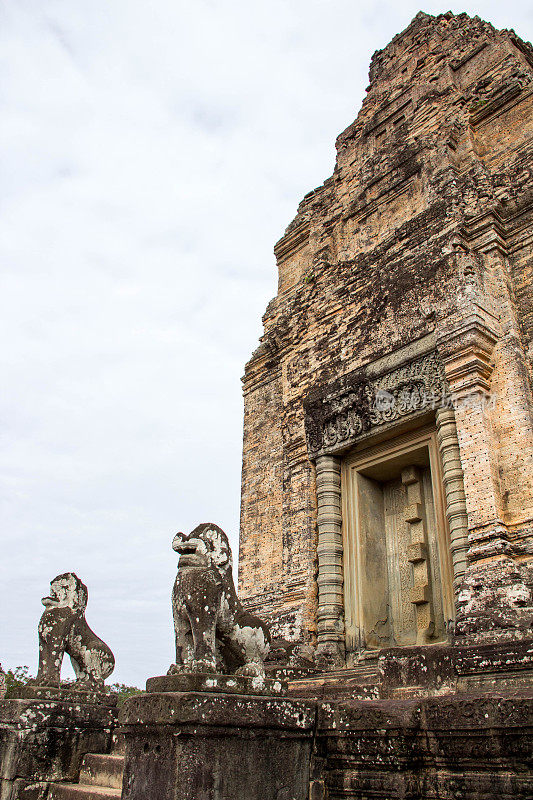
[239,10,533,667]
[2,11,532,800]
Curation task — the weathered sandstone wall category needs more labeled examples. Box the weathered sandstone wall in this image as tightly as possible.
[239,11,533,648]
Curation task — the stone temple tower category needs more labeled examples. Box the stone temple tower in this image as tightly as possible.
[238,11,533,667]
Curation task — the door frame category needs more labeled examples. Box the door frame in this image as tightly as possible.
[341,425,455,657]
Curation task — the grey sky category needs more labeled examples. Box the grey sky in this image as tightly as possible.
[1,1,531,687]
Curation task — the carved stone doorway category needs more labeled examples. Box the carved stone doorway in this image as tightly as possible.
[341,429,454,658]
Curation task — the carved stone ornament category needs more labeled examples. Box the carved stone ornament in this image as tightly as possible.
[304,351,447,458]
[168,523,271,678]
[32,572,115,689]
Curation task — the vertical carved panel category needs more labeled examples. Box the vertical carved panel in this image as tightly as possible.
[358,474,391,650]
[315,455,345,666]
[384,479,415,645]
[402,466,435,644]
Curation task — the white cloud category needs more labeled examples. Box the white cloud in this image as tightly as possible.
[1,0,531,686]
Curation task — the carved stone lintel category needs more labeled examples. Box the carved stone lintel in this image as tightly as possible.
[305,351,446,458]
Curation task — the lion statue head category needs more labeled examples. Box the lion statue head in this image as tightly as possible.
[42,572,88,614]
[172,523,232,572]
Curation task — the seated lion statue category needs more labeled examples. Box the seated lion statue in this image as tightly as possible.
[169,523,270,677]
[33,572,115,689]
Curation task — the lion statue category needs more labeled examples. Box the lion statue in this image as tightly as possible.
[33,573,115,689]
[169,523,271,677]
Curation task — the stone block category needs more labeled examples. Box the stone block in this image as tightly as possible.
[377,640,533,694]
[120,691,315,800]
[410,583,430,605]
[145,672,286,696]
[0,699,117,800]
[407,542,427,563]
[11,686,117,706]
[316,694,533,799]
[401,466,419,485]
[405,503,423,524]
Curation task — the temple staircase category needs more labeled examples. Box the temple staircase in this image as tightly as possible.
[48,744,124,800]
[45,667,381,799]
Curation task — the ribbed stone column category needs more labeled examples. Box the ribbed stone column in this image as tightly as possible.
[436,406,469,591]
[315,455,345,666]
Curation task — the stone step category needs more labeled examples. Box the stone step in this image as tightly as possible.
[288,678,380,701]
[291,666,378,682]
[48,783,122,800]
[288,664,381,700]
[326,665,379,679]
[79,753,125,789]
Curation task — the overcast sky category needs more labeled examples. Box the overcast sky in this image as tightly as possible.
[1,1,531,688]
